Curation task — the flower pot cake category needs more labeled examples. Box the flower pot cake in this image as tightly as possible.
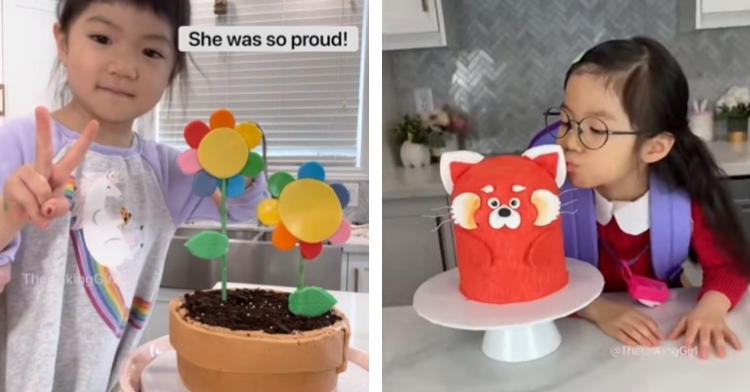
[439,144,569,304]
[169,288,350,392]
[170,111,357,392]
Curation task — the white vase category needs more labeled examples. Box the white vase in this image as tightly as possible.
[400,141,431,168]
[688,112,714,142]
[431,133,460,158]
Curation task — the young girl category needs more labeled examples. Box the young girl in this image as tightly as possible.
[530,36,750,360]
[0,1,268,391]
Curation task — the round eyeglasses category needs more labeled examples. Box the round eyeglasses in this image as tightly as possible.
[543,106,638,150]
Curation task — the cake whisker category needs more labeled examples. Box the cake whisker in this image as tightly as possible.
[561,199,577,207]
[432,218,454,232]
[421,213,451,219]
[560,209,578,215]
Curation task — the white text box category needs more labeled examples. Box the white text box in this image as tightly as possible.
[179,26,360,53]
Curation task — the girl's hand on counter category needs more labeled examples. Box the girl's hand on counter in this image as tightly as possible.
[668,291,741,359]
[580,297,662,347]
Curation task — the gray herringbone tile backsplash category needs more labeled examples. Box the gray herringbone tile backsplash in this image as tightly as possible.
[387,0,750,155]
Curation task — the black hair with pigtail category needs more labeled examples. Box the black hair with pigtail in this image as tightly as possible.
[566,36,750,276]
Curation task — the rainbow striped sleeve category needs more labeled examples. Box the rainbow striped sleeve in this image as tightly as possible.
[65,176,77,212]
[128,296,152,330]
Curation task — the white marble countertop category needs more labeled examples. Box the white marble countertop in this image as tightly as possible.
[383,288,750,391]
[183,221,369,255]
[383,140,750,200]
[341,236,369,254]
[705,140,750,176]
[383,165,444,200]
[213,282,369,353]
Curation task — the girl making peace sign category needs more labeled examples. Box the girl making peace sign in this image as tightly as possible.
[0,1,268,391]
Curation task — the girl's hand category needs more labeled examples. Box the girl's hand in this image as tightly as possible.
[586,298,663,347]
[2,107,98,230]
[668,301,741,359]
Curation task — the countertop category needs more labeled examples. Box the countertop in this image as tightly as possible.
[383,288,750,391]
[705,140,750,176]
[212,282,369,353]
[383,140,750,200]
[341,236,369,254]
[183,221,369,255]
[383,164,444,200]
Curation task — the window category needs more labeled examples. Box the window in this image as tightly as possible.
[154,0,368,180]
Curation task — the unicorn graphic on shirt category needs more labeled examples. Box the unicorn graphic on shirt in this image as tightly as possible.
[68,170,147,337]
[71,171,143,268]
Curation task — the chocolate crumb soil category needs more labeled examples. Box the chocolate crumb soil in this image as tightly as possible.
[179,288,342,334]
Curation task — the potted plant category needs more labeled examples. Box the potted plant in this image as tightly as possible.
[170,109,353,392]
[421,106,471,160]
[392,107,471,168]
[392,114,432,168]
[716,86,750,144]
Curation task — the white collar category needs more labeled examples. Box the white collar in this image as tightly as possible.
[594,190,650,235]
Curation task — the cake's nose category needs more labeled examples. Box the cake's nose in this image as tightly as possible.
[497,207,511,217]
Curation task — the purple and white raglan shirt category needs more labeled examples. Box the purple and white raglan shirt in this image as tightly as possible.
[0,115,269,392]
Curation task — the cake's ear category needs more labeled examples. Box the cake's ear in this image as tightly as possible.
[522,144,566,188]
[440,151,485,194]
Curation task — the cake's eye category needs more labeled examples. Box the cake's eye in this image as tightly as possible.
[509,198,520,209]
[488,198,500,208]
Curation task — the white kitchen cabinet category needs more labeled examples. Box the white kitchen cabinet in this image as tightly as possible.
[701,0,750,13]
[678,0,750,30]
[383,196,456,307]
[341,252,369,293]
[383,0,456,51]
[383,0,439,35]
[347,253,369,293]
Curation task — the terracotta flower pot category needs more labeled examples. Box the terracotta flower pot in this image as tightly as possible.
[169,293,351,392]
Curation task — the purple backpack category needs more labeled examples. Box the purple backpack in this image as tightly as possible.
[529,122,692,283]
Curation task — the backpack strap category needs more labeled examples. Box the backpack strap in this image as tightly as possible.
[529,127,599,267]
[558,177,599,265]
[648,172,692,282]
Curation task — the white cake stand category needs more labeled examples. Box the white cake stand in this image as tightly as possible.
[413,258,603,363]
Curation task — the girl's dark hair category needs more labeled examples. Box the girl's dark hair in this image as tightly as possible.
[565,36,750,276]
[53,0,192,108]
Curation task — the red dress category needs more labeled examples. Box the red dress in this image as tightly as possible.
[598,200,748,309]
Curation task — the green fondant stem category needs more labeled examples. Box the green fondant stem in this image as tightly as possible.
[298,253,305,290]
[221,178,228,302]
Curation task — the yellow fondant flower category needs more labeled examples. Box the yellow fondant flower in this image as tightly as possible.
[177,109,265,198]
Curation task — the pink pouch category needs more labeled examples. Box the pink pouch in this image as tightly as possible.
[620,261,670,307]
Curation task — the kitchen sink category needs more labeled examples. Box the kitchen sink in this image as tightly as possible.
[161,227,344,291]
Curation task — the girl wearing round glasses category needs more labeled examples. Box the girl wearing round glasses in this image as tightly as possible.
[531,36,750,360]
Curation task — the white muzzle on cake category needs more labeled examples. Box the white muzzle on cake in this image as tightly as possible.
[489,205,521,230]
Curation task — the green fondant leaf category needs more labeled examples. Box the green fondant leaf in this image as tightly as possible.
[184,231,229,260]
[288,287,337,317]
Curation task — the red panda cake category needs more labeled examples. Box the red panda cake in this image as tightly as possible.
[439,144,568,304]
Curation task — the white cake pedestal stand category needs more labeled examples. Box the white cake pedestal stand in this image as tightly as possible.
[413,258,604,363]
